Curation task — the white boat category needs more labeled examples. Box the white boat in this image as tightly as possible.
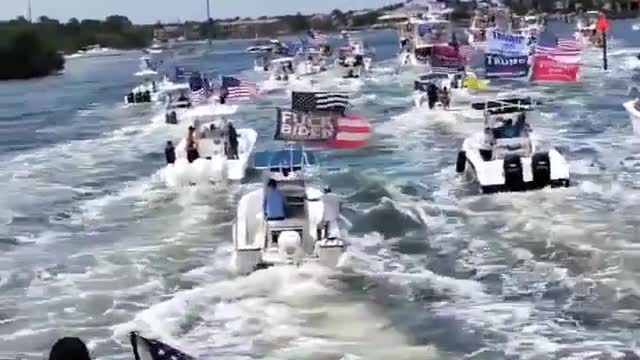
[413,69,485,109]
[232,147,346,274]
[260,57,314,92]
[574,11,600,44]
[398,16,452,66]
[632,23,640,31]
[456,98,570,193]
[161,89,194,125]
[336,39,373,78]
[246,39,282,53]
[124,57,189,105]
[164,114,257,186]
[65,44,123,59]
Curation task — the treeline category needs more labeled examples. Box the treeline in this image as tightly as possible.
[0,15,153,80]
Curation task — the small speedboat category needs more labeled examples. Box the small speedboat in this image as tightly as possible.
[164,114,257,186]
[232,146,346,274]
[124,57,188,105]
[633,23,640,31]
[456,98,570,193]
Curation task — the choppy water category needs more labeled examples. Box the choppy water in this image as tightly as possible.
[1,20,640,360]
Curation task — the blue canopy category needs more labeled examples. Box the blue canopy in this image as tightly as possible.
[254,148,317,169]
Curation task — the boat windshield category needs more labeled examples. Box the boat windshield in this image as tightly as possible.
[419,73,449,81]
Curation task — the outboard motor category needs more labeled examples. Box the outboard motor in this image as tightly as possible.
[165,111,178,124]
[531,152,551,188]
[126,93,134,104]
[164,141,176,164]
[135,92,143,103]
[503,154,524,190]
[143,91,151,102]
[278,231,304,265]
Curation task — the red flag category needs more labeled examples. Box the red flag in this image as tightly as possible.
[596,14,610,33]
[530,55,579,82]
[326,114,371,149]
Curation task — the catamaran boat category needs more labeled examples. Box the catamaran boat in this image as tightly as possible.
[623,86,640,135]
[164,113,257,186]
[232,146,346,274]
[65,44,124,59]
[398,17,452,66]
[456,98,570,193]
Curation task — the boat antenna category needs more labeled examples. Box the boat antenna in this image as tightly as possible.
[27,0,32,22]
[206,0,212,46]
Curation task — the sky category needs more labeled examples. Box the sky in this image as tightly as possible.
[4,0,402,24]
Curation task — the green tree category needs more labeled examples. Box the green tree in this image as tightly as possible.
[289,12,310,32]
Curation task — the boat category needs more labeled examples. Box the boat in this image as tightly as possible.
[246,39,282,53]
[413,69,485,109]
[467,6,511,47]
[623,86,640,135]
[124,57,189,105]
[163,111,257,186]
[512,13,545,42]
[456,98,570,193]
[144,39,167,55]
[633,23,640,31]
[232,146,346,274]
[161,89,193,125]
[64,44,123,59]
[413,72,458,110]
[336,38,373,78]
[398,16,452,66]
[575,10,600,45]
[260,57,314,92]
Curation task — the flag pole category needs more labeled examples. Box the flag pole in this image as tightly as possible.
[602,31,607,70]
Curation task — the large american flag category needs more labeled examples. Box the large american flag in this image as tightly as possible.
[222,76,258,101]
[130,333,195,360]
[291,91,350,113]
[534,37,583,63]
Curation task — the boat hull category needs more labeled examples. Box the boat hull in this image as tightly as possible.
[623,100,640,135]
[164,128,258,186]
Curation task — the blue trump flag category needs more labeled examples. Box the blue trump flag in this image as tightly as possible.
[130,332,195,360]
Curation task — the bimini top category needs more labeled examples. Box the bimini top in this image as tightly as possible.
[254,147,317,170]
[418,72,451,81]
[471,97,539,115]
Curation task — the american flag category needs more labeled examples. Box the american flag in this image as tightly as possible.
[534,37,582,63]
[307,30,328,46]
[291,91,350,113]
[130,333,195,360]
[222,76,258,101]
[329,114,371,149]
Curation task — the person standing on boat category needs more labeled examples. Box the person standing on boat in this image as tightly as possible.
[317,186,340,240]
[264,179,286,221]
[227,122,239,160]
[186,126,199,163]
[426,82,438,109]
